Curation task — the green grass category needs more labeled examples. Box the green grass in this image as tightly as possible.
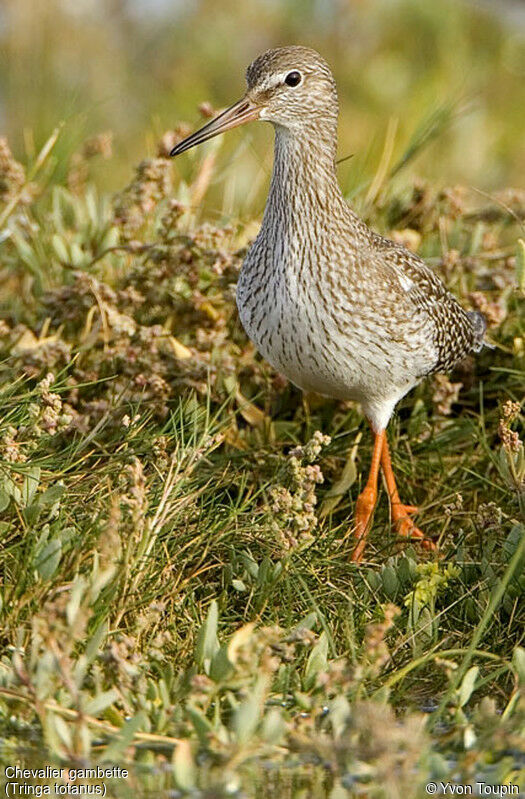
[0,119,524,797]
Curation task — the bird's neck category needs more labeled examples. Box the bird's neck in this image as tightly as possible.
[262,122,345,230]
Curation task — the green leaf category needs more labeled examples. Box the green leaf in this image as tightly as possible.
[34,650,56,701]
[100,226,120,250]
[85,188,99,228]
[414,605,435,648]
[89,553,117,601]
[292,612,318,634]
[397,556,413,588]
[233,676,267,743]
[195,600,220,674]
[241,552,259,578]
[260,708,285,743]
[35,538,62,580]
[382,564,399,599]
[70,241,86,268]
[0,488,10,513]
[257,556,271,585]
[320,438,359,517]
[366,568,381,591]
[292,611,318,634]
[84,689,119,716]
[66,575,87,627]
[187,706,214,746]
[468,221,484,256]
[329,694,351,739]
[84,620,109,664]
[54,715,73,749]
[51,234,70,263]
[223,375,237,395]
[43,713,68,756]
[458,666,479,707]
[172,740,195,791]
[209,644,233,682]
[293,691,311,711]
[512,646,525,684]
[12,229,41,275]
[38,484,66,507]
[304,631,328,690]
[103,713,145,762]
[503,524,525,562]
[22,466,41,508]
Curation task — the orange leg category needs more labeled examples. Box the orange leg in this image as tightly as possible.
[351,429,385,563]
[380,436,435,551]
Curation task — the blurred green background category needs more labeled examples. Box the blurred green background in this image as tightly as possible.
[1,0,524,217]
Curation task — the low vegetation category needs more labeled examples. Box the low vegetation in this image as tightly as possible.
[0,121,523,797]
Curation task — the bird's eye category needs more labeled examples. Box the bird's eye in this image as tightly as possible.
[284,70,302,87]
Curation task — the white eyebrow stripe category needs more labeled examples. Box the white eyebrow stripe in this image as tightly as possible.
[262,70,303,90]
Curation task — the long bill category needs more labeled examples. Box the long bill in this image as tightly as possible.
[170,97,260,157]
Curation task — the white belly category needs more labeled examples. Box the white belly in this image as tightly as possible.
[237,267,412,403]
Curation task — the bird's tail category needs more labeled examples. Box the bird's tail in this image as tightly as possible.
[468,310,488,352]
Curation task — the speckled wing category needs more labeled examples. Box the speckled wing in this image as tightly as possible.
[366,233,482,376]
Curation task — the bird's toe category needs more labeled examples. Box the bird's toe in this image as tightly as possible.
[393,508,436,551]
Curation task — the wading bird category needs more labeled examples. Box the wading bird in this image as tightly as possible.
[170,46,486,562]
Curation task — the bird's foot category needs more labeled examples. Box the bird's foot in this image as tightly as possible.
[392,503,436,551]
[351,486,377,563]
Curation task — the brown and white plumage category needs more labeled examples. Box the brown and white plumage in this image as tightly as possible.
[171,45,487,561]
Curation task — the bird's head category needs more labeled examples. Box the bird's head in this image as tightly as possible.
[170,46,337,157]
